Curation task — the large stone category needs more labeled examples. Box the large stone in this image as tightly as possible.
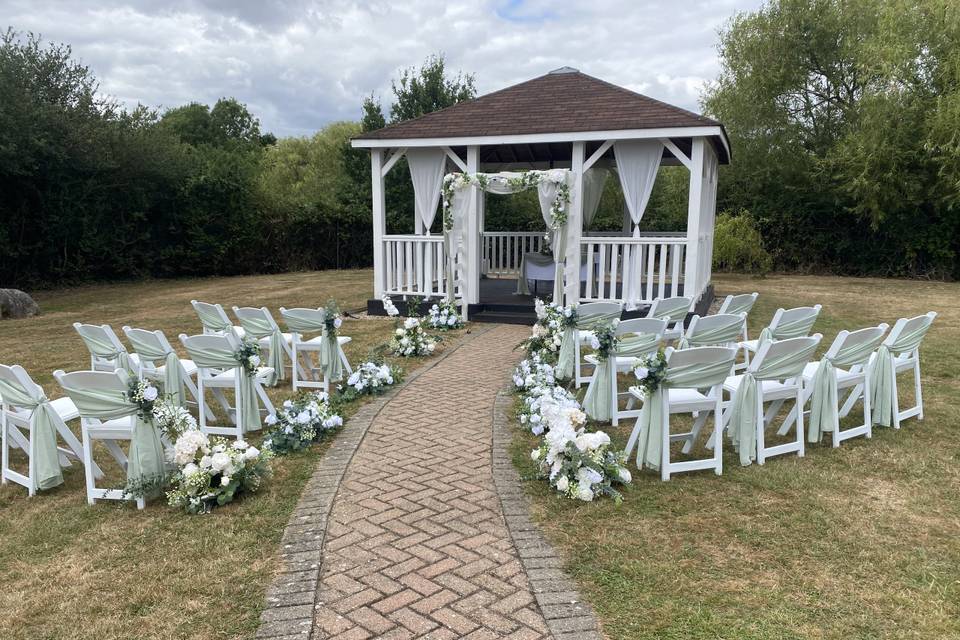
[0,289,39,319]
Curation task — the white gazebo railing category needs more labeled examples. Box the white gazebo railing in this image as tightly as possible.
[382,234,452,298]
[580,235,688,303]
[481,231,544,276]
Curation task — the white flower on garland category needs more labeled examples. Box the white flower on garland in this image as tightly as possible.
[512,353,556,391]
[338,361,403,401]
[532,424,630,503]
[153,401,198,440]
[517,384,585,436]
[382,295,400,317]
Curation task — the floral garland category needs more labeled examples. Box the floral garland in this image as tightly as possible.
[632,350,668,396]
[441,170,570,231]
[166,431,271,514]
[235,339,263,375]
[427,300,463,330]
[382,295,400,318]
[338,361,404,401]
[512,352,556,392]
[517,384,585,437]
[518,299,574,358]
[127,378,159,420]
[263,392,343,456]
[531,427,630,503]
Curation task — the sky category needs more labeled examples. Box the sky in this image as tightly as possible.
[1,0,765,138]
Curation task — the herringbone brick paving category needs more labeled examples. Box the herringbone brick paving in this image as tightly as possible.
[311,324,551,640]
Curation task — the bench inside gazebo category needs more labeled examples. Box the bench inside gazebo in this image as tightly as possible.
[352,67,730,323]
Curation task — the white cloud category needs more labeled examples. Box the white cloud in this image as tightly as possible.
[1,0,764,136]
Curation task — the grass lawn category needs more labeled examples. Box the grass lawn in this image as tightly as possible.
[512,273,960,639]
[0,269,468,640]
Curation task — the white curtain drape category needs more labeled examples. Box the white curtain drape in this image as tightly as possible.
[582,168,609,230]
[407,148,447,233]
[614,140,663,309]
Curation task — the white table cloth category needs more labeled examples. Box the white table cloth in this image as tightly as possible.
[517,252,595,296]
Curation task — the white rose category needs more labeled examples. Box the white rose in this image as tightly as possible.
[556,475,569,492]
[199,455,213,469]
[590,336,601,350]
[244,446,260,460]
[182,463,200,477]
[249,354,261,367]
[232,440,248,450]
[577,466,603,487]
[618,468,632,484]
[530,449,541,461]
[210,452,231,472]
[265,413,277,425]
[404,318,418,330]
[577,486,594,501]
[347,371,361,386]
[221,476,231,486]
[143,386,158,401]
[635,366,649,380]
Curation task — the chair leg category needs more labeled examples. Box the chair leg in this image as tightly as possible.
[714,394,723,475]
[184,374,215,422]
[81,426,96,505]
[255,382,275,415]
[892,370,902,430]
[339,346,352,375]
[574,339,582,388]
[0,416,8,486]
[863,370,873,440]
[682,411,709,454]
[755,392,766,465]
[660,406,670,482]
[913,357,924,421]
[796,387,806,457]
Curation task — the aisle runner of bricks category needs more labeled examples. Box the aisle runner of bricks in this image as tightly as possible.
[312,324,552,640]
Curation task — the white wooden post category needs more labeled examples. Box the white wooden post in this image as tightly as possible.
[566,142,586,305]
[683,138,705,307]
[371,149,386,298]
[466,146,481,305]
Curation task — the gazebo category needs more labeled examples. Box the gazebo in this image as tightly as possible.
[352,67,730,322]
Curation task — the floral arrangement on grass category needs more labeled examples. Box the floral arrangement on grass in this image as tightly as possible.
[390,317,437,357]
[632,350,669,396]
[263,392,344,456]
[427,300,463,330]
[382,295,400,317]
[512,352,556,392]
[518,298,571,357]
[518,384,586,436]
[235,338,263,374]
[166,430,271,514]
[531,426,631,503]
[127,378,159,419]
[588,320,620,360]
[153,400,198,440]
[338,361,404,401]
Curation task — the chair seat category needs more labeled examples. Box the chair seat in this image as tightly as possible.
[85,416,135,437]
[662,326,684,341]
[6,396,79,424]
[299,335,353,348]
[723,374,799,399]
[626,386,717,412]
[256,332,294,346]
[153,359,199,377]
[740,339,760,353]
[584,354,644,369]
[203,367,276,385]
[799,362,860,385]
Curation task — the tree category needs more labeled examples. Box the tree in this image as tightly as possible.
[389,54,475,123]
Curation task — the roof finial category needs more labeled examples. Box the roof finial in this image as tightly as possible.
[548,66,579,74]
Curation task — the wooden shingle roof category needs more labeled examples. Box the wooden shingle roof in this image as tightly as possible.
[354,68,729,162]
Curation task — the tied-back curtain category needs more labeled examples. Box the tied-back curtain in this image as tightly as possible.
[187,344,261,433]
[583,332,661,421]
[625,356,734,470]
[582,168,609,230]
[126,333,185,408]
[615,141,663,309]
[61,382,166,489]
[728,342,818,466]
[871,318,933,427]
[0,378,63,490]
[808,335,885,442]
[408,149,446,233]
[77,328,134,375]
[237,315,283,386]
[678,315,744,349]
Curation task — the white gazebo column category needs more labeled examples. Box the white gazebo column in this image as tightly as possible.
[371,149,386,298]
[565,142,586,305]
[465,146,481,305]
[683,138,705,306]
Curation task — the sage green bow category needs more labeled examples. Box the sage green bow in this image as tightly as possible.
[236,315,283,386]
[189,344,261,433]
[870,319,933,427]
[0,378,64,491]
[582,332,660,421]
[728,342,818,466]
[282,310,343,383]
[77,329,134,375]
[195,305,233,334]
[62,382,166,492]
[650,298,690,324]
[678,316,744,349]
[625,356,734,470]
[556,311,621,380]
[125,333,185,408]
[758,312,818,344]
[808,334,885,442]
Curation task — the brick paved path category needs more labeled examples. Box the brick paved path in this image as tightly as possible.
[312,324,551,640]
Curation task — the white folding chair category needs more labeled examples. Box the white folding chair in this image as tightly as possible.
[53,368,144,509]
[0,365,94,495]
[74,323,137,373]
[583,317,666,425]
[232,306,304,382]
[625,346,737,480]
[572,301,623,388]
[646,296,692,342]
[722,335,822,465]
[191,300,245,337]
[279,307,353,392]
[718,292,759,337]
[179,332,276,438]
[679,313,746,348]
[779,324,888,446]
[858,312,936,429]
[740,305,822,357]
[122,326,213,422]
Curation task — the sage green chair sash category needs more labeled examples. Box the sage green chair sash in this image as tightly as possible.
[650,298,690,324]
[870,319,933,427]
[758,314,817,344]
[678,316,744,349]
[729,341,818,466]
[189,344,261,433]
[125,333,185,408]
[281,310,343,382]
[63,384,166,489]
[628,357,735,470]
[0,379,64,491]
[582,333,661,421]
[236,315,283,385]
[196,306,232,333]
[77,330,134,375]
[808,334,885,442]
[556,311,621,379]
[724,297,755,316]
